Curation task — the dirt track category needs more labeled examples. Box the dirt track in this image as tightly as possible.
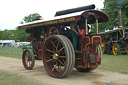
[0,56,128,85]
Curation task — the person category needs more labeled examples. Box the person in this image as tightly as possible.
[70,20,86,50]
[70,22,79,50]
[106,36,112,55]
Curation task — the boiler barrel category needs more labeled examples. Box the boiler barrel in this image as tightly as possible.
[55,4,95,16]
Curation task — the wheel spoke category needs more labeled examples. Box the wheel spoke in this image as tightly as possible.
[26,61,28,65]
[52,64,57,71]
[62,51,66,55]
[28,61,31,67]
[52,46,55,52]
[57,41,61,50]
[63,59,66,66]
[59,47,64,52]
[29,61,31,67]
[47,58,53,62]
[59,56,66,58]
[56,61,59,72]
[51,41,57,50]
[27,62,29,67]
[58,59,65,66]
[57,41,59,50]
[46,49,54,54]
[59,64,61,73]
[50,55,53,57]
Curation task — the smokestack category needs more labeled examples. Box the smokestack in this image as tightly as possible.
[116,0,127,8]
[116,0,127,28]
[118,8,123,28]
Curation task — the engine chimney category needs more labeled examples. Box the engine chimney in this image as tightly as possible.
[118,8,123,28]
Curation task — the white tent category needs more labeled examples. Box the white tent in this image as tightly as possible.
[0,40,15,47]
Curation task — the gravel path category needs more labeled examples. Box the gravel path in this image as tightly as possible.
[0,56,128,85]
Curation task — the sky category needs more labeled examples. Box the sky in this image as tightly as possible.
[0,0,104,31]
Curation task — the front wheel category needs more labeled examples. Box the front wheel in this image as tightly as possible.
[22,49,35,70]
[43,35,75,78]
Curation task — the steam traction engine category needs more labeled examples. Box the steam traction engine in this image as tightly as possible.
[18,4,109,78]
[100,27,128,55]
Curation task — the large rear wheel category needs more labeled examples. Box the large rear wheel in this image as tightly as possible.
[43,35,75,78]
[22,49,35,70]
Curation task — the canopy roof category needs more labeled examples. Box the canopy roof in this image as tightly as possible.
[18,10,109,30]
[98,27,128,35]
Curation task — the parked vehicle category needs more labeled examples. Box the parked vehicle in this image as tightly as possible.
[100,27,128,55]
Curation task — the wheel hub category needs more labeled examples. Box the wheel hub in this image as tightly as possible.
[115,48,118,51]
[53,53,58,60]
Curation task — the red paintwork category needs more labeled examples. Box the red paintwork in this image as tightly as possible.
[82,10,109,22]
[96,56,100,62]
[75,35,101,68]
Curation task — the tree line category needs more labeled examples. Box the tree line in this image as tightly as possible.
[0,13,40,42]
[0,29,27,42]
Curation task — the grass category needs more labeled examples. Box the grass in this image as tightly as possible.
[0,47,22,58]
[98,54,128,74]
[0,47,128,74]
[0,70,40,85]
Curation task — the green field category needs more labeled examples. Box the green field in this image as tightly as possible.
[98,54,128,74]
[0,47,128,74]
[0,47,22,58]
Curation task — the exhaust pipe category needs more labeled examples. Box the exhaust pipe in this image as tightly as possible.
[118,8,123,28]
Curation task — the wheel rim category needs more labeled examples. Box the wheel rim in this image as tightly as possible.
[112,44,118,55]
[43,35,75,78]
[22,49,35,70]
[126,45,128,54]
[44,38,66,76]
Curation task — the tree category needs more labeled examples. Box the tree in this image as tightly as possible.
[20,13,40,23]
[99,0,128,32]
[14,29,28,42]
